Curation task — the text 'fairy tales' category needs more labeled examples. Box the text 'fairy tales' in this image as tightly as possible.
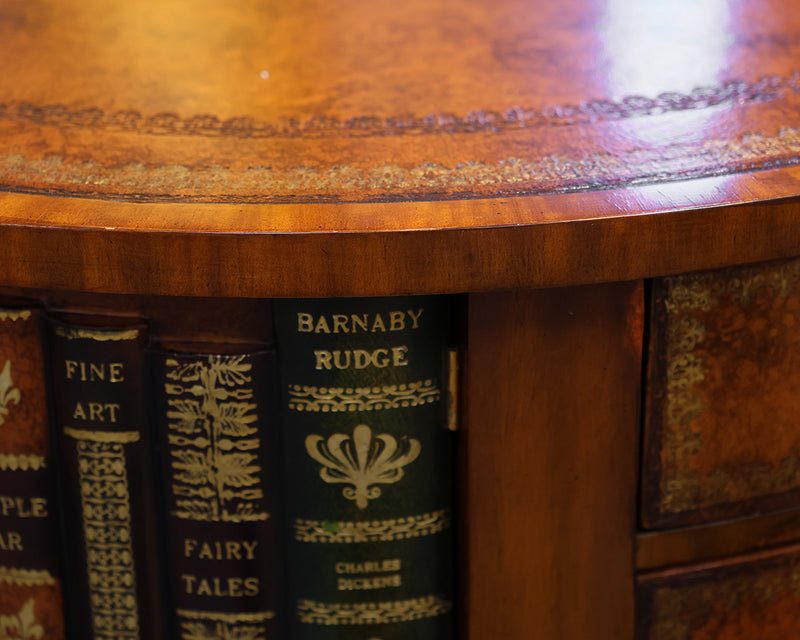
[181,538,261,598]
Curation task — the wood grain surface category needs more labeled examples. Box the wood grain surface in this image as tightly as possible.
[1,0,800,295]
[461,283,642,640]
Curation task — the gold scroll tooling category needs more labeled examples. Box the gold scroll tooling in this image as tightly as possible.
[53,326,140,341]
[305,424,421,509]
[165,355,267,523]
[0,568,55,586]
[295,509,451,543]
[297,595,452,625]
[76,440,139,640]
[176,610,275,640]
[288,380,440,412]
[0,310,31,322]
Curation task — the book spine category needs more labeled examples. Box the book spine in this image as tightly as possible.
[0,308,66,639]
[47,318,162,640]
[274,296,455,640]
[150,348,284,640]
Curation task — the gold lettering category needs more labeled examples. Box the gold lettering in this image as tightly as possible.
[241,540,258,560]
[297,313,314,332]
[65,360,79,379]
[184,539,259,561]
[314,316,331,334]
[407,308,424,328]
[314,350,333,370]
[227,577,243,597]
[353,350,371,369]
[335,558,402,574]
[64,361,125,382]
[182,574,197,593]
[0,531,23,551]
[390,311,405,331]
[108,362,125,383]
[183,577,259,597]
[351,314,368,331]
[314,349,409,371]
[0,496,49,518]
[244,577,260,596]
[72,402,87,420]
[371,314,386,332]
[298,311,423,334]
[332,315,349,333]
[392,346,409,367]
[332,351,351,369]
[373,349,389,368]
[337,574,402,591]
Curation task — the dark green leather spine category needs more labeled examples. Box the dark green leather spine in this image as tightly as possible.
[275,296,454,640]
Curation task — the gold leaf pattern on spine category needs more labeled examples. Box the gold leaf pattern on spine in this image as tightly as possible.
[53,326,140,342]
[0,455,45,471]
[0,311,31,322]
[0,598,44,640]
[0,568,55,586]
[305,424,421,509]
[0,360,21,426]
[75,440,139,640]
[294,509,451,543]
[165,355,267,523]
[297,595,452,625]
[64,428,140,444]
[288,380,440,412]
[176,610,275,623]
[176,611,274,640]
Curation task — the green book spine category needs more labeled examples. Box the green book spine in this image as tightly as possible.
[274,296,454,640]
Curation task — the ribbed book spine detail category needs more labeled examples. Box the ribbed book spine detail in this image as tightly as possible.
[48,318,162,640]
[0,308,66,639]
[151,350,283,640]
[275,297,454,640]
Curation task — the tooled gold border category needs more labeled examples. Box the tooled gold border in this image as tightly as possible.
[77,440,139,640]
[297,594,452,625]
[660,258,800,515]
[0,454,45,471]
[4,127,800,204]
[177,610,275,623]
[295,509,451,543]
[53,326,140,341]
[0,568,55,586]
[288,380,440,412]
[0,310,31,322]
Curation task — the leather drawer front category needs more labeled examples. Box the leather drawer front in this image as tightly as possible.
[642,257,800,528]
[637,545,800,640]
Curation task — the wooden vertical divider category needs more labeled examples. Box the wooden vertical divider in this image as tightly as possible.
[461,283,643,640]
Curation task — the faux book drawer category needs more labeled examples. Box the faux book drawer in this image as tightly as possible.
[642,257,800,528]
[637,543,800,640]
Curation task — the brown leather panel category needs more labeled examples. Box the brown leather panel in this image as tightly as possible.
[643,257,800,527]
